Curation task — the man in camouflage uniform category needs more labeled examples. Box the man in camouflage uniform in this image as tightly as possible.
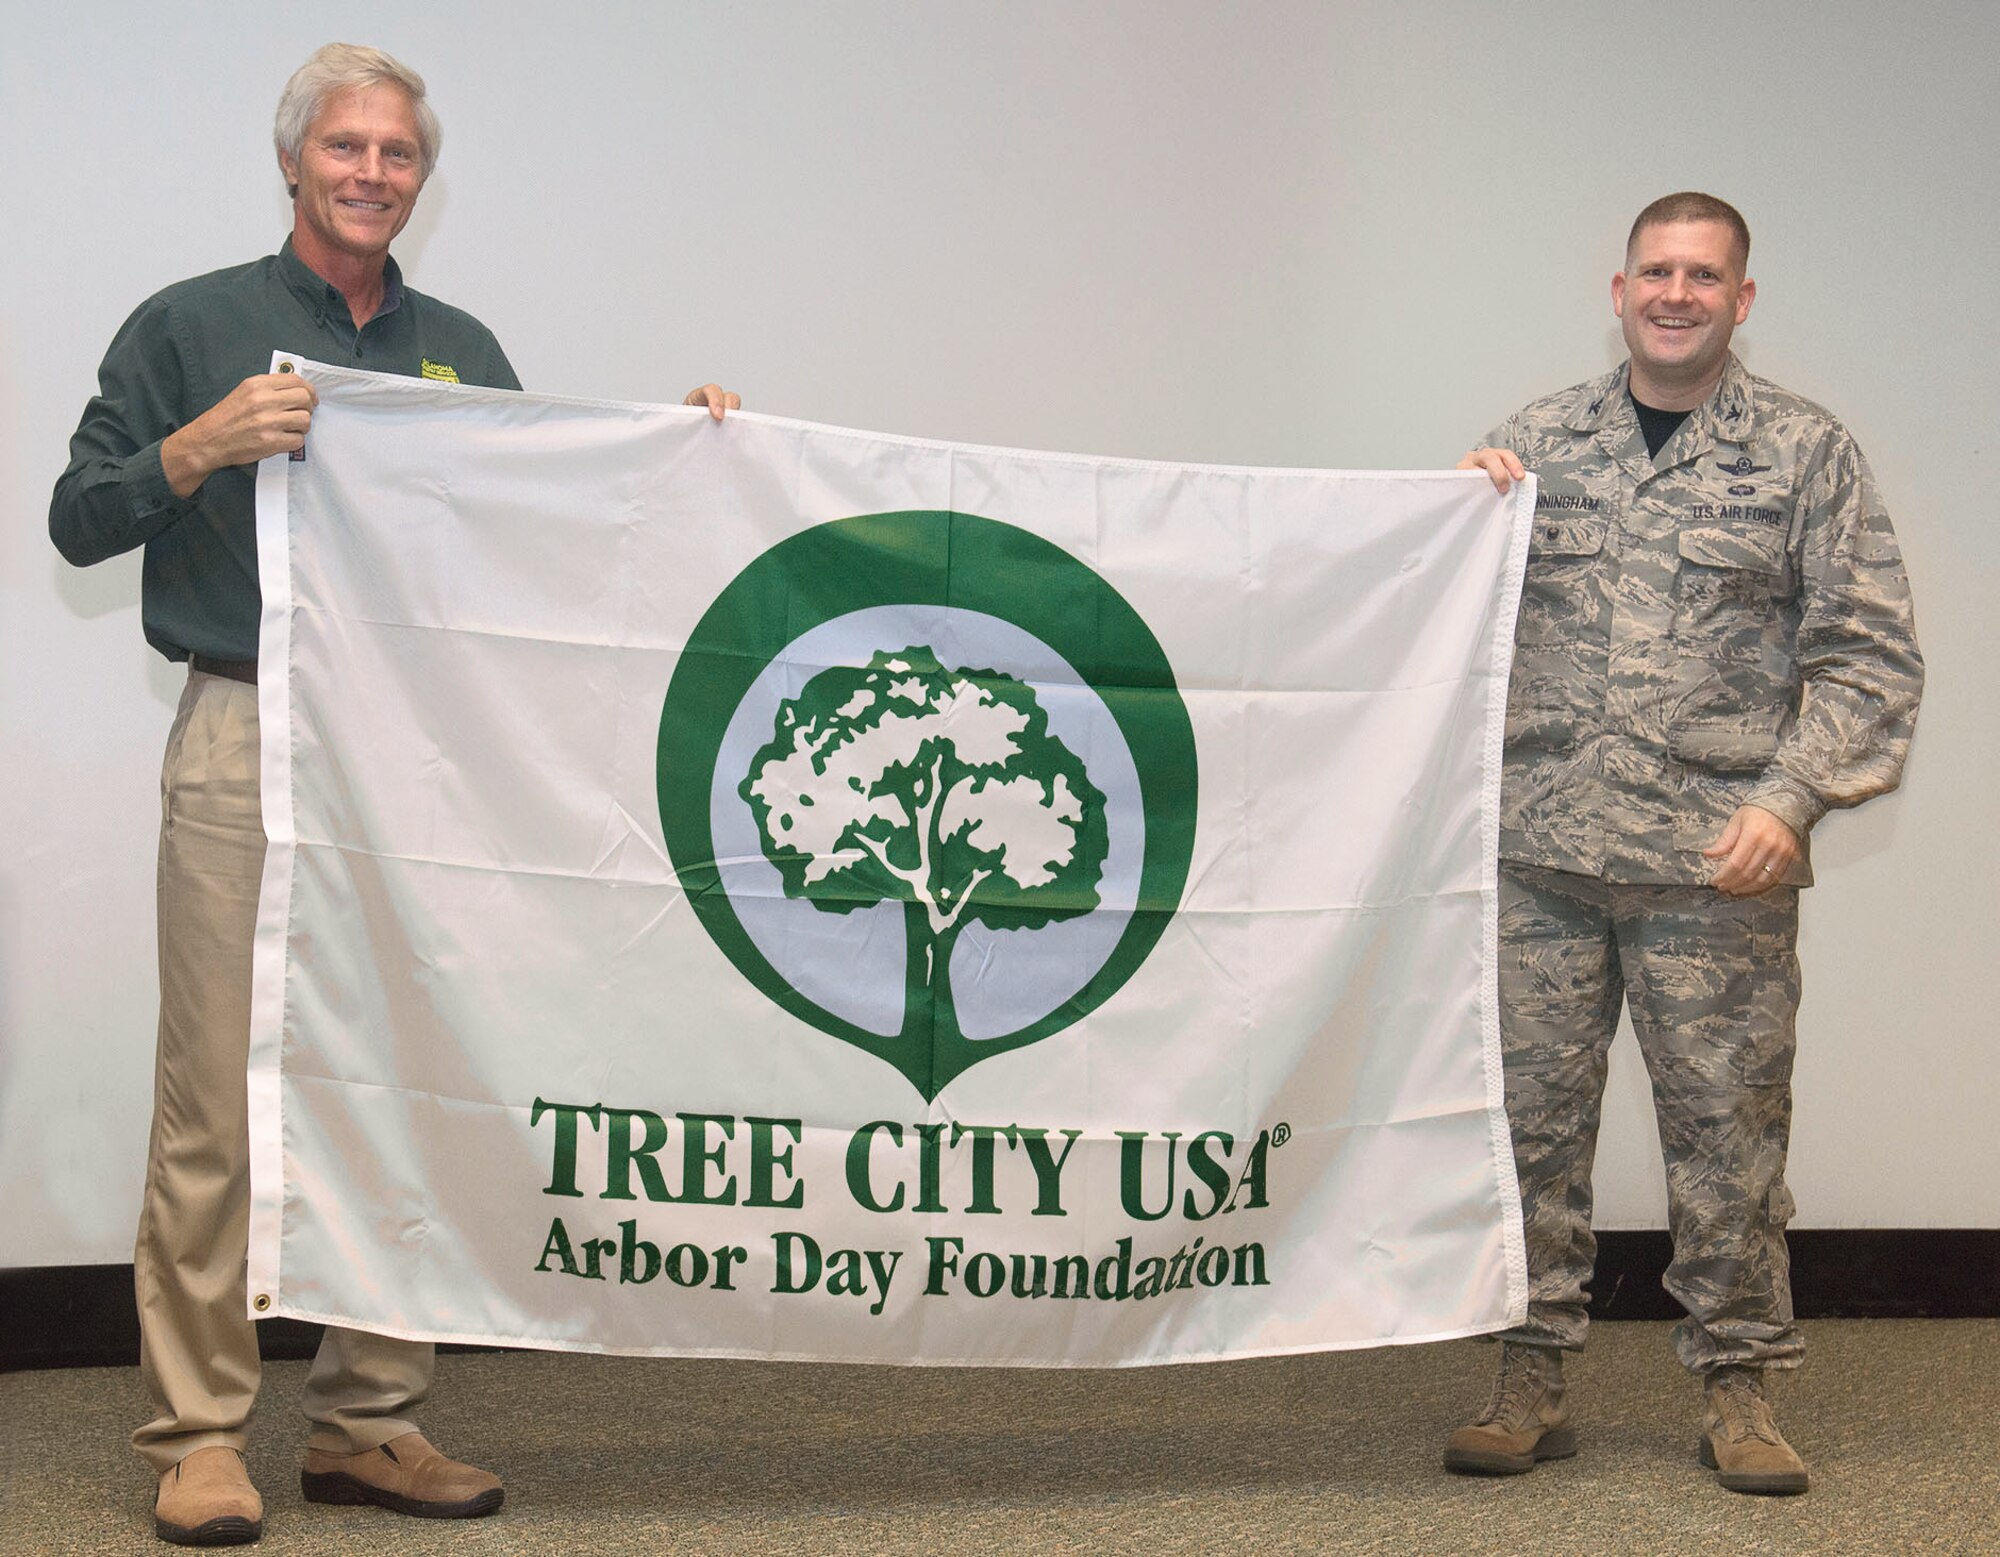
[1446,193,1922,1496]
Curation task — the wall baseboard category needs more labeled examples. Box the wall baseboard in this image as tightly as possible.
[1587,1228,1997,1321]
[4,1230,1993,1372]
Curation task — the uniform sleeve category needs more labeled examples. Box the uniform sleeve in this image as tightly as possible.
[48,297,198,567]
[1744,431,1924,833]
[1479,414,1521,456]
[479,330,521,393]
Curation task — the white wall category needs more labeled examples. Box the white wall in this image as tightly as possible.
[4,1,1994,1266]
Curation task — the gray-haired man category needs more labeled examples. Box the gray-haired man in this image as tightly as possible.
[51,42,734,1545]
[1448,193,1922,1496]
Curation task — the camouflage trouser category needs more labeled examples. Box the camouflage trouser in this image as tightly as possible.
[1495,862,1804,1374]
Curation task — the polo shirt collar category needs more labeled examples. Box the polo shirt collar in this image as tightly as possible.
[277,237,405,322]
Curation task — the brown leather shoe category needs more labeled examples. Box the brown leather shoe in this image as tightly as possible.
[300,1431,503,1518]
[155,1445,263,1546]
[1700,1366,1809,1495]
[1443,1343,1577,1475]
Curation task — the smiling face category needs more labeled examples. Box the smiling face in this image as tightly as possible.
[278,84,426,275]
[1612,218,1756,410]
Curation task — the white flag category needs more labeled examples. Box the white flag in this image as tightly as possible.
[248,357,1533,1364]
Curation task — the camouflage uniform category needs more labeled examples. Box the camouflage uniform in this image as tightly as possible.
[1487,353,1922,1370]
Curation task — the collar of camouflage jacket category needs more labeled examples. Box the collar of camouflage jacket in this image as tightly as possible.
[1561,353,1758,453]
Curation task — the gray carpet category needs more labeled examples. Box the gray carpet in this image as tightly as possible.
[3,1320,1994,1555]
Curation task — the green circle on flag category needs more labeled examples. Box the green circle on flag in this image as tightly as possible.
[658,511,1196,1098]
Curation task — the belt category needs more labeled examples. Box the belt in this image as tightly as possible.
[190,654,258,685]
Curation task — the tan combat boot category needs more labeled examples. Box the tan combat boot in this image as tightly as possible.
[1443,1343,1576,1474]
[154,1445,263,1546]
[1699,1365,1809,1495]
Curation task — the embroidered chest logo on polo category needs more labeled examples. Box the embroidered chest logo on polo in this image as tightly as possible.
[420,359,462,384]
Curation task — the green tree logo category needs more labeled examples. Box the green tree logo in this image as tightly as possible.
[659,511,1195,1097]
[740,645,1110,1054]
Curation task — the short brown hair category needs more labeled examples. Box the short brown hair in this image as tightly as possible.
[1626,192,1750,270]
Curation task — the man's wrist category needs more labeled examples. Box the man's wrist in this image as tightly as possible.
[159,427,210,499]
[127,439,195,522]
[1741,781,1819,838]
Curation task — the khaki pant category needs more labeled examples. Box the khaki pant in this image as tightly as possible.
[132,670,432,1473]
[1495,863,1805,1374]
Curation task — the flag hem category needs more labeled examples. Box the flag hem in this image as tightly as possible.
[245,350,304,1317]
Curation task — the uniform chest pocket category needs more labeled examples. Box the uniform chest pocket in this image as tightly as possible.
[1672,525,1790,663]
[1516,513,1607,647]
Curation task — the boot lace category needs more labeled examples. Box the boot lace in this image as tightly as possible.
[1478,1347,1554,1428]
[1710,1368,1783,1446]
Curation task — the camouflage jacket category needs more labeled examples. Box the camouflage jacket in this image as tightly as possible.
[1487,354,1922,886]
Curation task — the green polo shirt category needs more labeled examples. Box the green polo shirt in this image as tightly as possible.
[50,239,519,662]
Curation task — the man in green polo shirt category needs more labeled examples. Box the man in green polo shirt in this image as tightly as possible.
[51,42,736,1547]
